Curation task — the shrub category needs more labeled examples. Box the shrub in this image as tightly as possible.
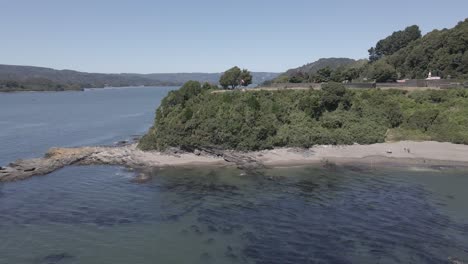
[138,81,468,151]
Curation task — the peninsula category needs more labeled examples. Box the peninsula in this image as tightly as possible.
[2,80,468,182]
[2,19,468,182]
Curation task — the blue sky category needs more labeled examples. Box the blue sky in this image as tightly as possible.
[1,0,467,73]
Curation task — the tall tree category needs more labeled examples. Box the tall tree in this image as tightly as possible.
[239,69,253,87]
[369,25,422,62]
[219,66,252,89]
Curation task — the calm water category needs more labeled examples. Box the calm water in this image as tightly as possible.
[0,86,177,165]
[1,88,468,264]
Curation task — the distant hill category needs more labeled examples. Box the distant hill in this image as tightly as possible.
[0,64,280,92]
[271,58,365,83]
[286,58,358,76]
[124,72,280,86]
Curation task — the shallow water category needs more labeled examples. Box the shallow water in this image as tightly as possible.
[0,165,467,263]
[1,88,468,263]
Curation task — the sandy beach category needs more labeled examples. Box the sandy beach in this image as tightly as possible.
[254,141,468,167]
[2,140,468,182]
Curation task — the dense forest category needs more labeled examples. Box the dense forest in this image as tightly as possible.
[376,19,468,80]
[272,18,468,84]
[138,81,468,151]
[0,64,279,92]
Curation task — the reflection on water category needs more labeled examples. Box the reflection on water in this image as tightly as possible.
[0,165,467,264]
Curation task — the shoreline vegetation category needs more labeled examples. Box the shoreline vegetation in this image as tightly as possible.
[1,141,468,183]
[3,80,468,183]
[138,81,468,152]
[2,19,467,182]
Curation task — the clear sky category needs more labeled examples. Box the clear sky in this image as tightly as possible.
[1,0,467,73]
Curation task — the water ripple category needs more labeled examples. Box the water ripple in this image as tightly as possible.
[0,165,467,263]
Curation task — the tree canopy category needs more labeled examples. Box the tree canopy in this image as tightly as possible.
[269,19,468,84]
[139,81,468,151]
[219,67,253,89]
[368,25,422,62]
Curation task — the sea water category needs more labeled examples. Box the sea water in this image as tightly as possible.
[1,87,467,264]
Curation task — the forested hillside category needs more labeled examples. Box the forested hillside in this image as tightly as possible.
[375,19,468,79]
[0,64,279,92]
[0,65,177,91]
[271,18,468,84]
[271,58,364,83]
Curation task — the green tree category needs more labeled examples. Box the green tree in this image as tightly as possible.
[369,61,398,82]
[373,19,468,79]
[219,66,252,89]
[138,80,468,151]
[311,67,333,83]
[406,109,440,132]
[289,72,306,83]
[240,69,253,87]
[369,25,422,62]
[382,101,403,128]
[321,82,350,111]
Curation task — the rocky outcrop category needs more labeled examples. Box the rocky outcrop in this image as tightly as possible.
[3,141,466,183]
[0,144,265,183]
[0,147,100,182]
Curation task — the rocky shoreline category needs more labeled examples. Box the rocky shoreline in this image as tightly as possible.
[0,143,264,182]
[1,141,468,183]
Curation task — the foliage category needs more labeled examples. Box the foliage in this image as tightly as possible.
[368,25,422,62]
[0,64,279,92]
[269,19,467,85]
[139,81,468,151]
[219,67,253,89]
[320,82,352,111]
[0,65,179,92]
[289,72,306,83]
[271,58,363,84]
[375,19,468,79]
[367,60,398,82]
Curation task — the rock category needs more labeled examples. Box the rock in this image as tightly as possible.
[116,140,129,146]
[0,147,99,182]
[40,253,74,263]
[200,252,212,261]
[164,147,183,156]
[131,135,142,142]
[204,238,215,244]
[0,143,264,183]
[131,173,151,183]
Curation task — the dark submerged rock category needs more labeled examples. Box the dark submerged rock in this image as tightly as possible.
[200,252,213,262]
[39,253,74,263]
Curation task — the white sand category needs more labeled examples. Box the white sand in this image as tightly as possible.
[252,141,468,167]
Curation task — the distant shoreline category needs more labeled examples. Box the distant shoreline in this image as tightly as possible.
[1,141,468,183]
[0,85,181,93]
